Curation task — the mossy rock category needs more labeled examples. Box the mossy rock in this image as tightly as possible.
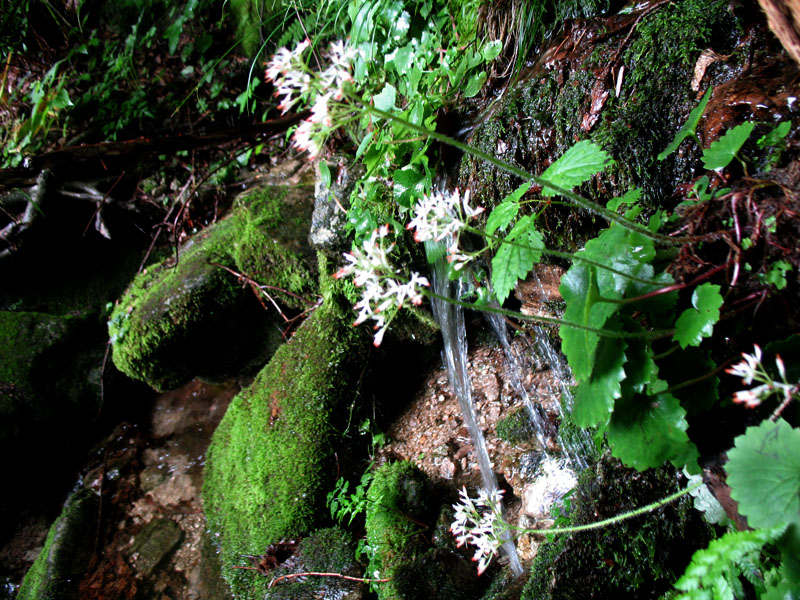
[365,461,435,600]
[521,457,712,599]
[232,185,317,310]
[0,310,100,441]
[17,487,100,600]
[460,0,741,245]
[264,527,365,600]
[393,547,482,600]
[202,269,368,599]
[108,217,279,391]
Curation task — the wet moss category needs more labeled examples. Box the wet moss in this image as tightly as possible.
[17,488,100,600]
[365,461,434,600]
[201,261,368,599]
[521,457,712,599]
[393,547,482,600]
[232,185,317,310]
[108,216,272,391]
[496,407,539,446]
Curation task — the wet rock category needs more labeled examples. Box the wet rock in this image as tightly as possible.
[128,518,185,578]
[393,548,481,600]
[309,157,364,254]
[365,461,435,600]
[16,488,100,600]
[520,457,576,519]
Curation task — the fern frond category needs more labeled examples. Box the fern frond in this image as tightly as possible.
[674,524,787,600]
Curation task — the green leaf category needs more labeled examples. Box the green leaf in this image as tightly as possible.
[491,216,543,304]
[702,121,755,170]
[674,525,788,599]
[540,140,613,197]
[727,418,800,530]
[318,161,331,188]
[486,182,530,235]
[607,390,699,471]
[482,40,503,62]
[573,338,627,428]
[657,88,712,161]
[673,283,723,348]
[463,71,488,98]
[758,121,791,149]
[373,83,397,112]
[392,164,425,208]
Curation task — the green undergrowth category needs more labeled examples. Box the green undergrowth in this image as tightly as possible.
[202,264,368,599]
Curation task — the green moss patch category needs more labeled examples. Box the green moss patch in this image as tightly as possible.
[365,460,434,600]
[202,273,367,599]
[17,488,100,600]
[521,458,712,599]
[232,185,317,310]
[108,217,271,391]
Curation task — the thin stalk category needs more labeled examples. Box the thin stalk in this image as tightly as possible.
[352,99,684,245]
[423,289,674,340]
[515,481,702,536]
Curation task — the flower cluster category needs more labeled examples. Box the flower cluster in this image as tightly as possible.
[406,188,483,270]
[450,486,506,575]
[726,344,797,409]
[334,225,429,346]
[264,39,356,159]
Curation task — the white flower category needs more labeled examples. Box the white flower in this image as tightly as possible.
[334,225,429,346]
[265,38,310,81]
[726,344,798,409]
[450,486,506,575]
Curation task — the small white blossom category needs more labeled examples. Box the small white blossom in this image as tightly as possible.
[334,225,429,346]
[726,344,798,409]
[450,486,506,575]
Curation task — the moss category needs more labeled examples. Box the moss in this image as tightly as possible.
[0,310,100,444]
[17,488,100,600]
[460,0,741,246]
[496,407,539,446]
[201,262,368,599]
[108,217,273,391]
[232,185,317,310]
[393,548,482,600]
[521,457,712,599]
[365,460,434,600]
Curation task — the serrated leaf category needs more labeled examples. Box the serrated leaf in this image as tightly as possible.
[486,182,530,235]
[559,265,620,382]
[702,121,755,171]
[373,83,397,112]
[607,391,699,471]
[727,418,800,529]
[540,140,613,197]
[657,88,712,161]
[491,216,543,304]
[464,71,488,98]
[673,283,723,348]
[573,338,627,427]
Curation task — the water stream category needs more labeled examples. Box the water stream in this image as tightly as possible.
[427,241,524,577]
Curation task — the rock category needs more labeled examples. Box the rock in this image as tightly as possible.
[108,216,280,391]
[16,488,100,600]
[521,456,576,519]
[232,184,317,311]
[309,157,364,254]
[128,518,185,578]
[393,548,481,600]
[202,262,369,598]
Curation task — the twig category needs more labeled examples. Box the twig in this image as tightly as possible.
[267,571,391,588]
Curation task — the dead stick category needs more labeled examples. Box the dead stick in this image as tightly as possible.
[268,572,392,588]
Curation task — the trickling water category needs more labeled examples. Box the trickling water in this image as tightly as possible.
[486,311,592,470]
[427,241,524,578]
